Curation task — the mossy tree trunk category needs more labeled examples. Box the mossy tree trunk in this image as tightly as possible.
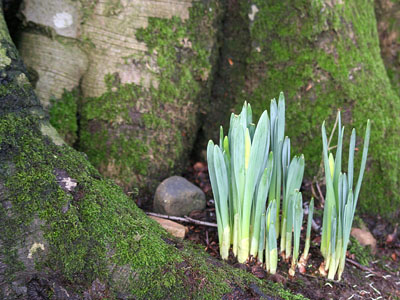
[16,1,400,218]
[375,0,400,96]
[16,0,223,200]
[202,0,400,219]
[0,6,307,299]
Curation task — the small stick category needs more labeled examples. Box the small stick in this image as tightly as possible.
[316,181,325,206]
[346,258,383,277]
[311,183,319,201]
[369,282,381,295]
[145,212,218,228]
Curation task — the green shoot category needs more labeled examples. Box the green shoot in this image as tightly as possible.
[299,198,314,266]
[320,111,371,280]
[207,93,306,270]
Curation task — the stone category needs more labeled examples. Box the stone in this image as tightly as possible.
[153,176,206,217]
[351,227,377,254]
[149,216,188,239]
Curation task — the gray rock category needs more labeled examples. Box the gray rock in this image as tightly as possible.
[153,176,206,217]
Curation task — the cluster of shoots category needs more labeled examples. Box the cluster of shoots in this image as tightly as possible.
[207,93,371,281]
[320,112,371,280]
[207,93,314,276]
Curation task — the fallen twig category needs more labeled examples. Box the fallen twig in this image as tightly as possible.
[316,181,325,206]
[310,182,319,201]
[369,282,381,295]
[145,212,218,228]
[346,258,383,278]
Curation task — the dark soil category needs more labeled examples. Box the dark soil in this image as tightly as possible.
[150,161,400,300]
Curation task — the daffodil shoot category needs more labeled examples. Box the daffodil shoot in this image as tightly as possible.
[320,112,371,281]
[207,93,309,275]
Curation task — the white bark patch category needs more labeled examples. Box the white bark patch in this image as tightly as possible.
[55,169,77,193]
[28,242,45,259]
[53,12,73,29]
[248,5,259,21]
[61,177,77,191]
[40,123,65,146]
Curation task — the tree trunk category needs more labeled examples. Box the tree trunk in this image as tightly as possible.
[202,0,400,218]
[16,0,223,199]
[0,5,306,299]
[16,0,400,218]
[375,0,400,96]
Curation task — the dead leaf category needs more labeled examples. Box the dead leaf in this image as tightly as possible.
[193,162,206,172]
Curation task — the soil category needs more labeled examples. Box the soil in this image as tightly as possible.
[145,161,400,300]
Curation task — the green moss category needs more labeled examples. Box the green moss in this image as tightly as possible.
[136,4,216,104]
[352,214,367,230]
[0,7,12,44]
[49,89,78,145]
[141,113,169,129]
[72,0,98,24]
[103,0,123,17]
[0,113,179,292]
[1,113,306,299]
[0,45,40,115]
[374,0,400,97]
[222,0,400,218]
[80,2,223,194]
[0,46,11,68]
[348,237,373,266]
[80,78,150,185]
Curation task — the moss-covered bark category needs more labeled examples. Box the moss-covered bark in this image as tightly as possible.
[48,89,79,145]
[0,6,307,299]
[3,114,311,300]
[375,0,400,96]
[17,0,223,200]
[203,0,400,219]
[16,1,400,217]
[79,1,223,197]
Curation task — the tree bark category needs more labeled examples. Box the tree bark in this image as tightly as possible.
[375,0,400,96]
[202,0,400,218]
[0,5,306,299]
[16,0,223,199]
[16,0,400,218]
